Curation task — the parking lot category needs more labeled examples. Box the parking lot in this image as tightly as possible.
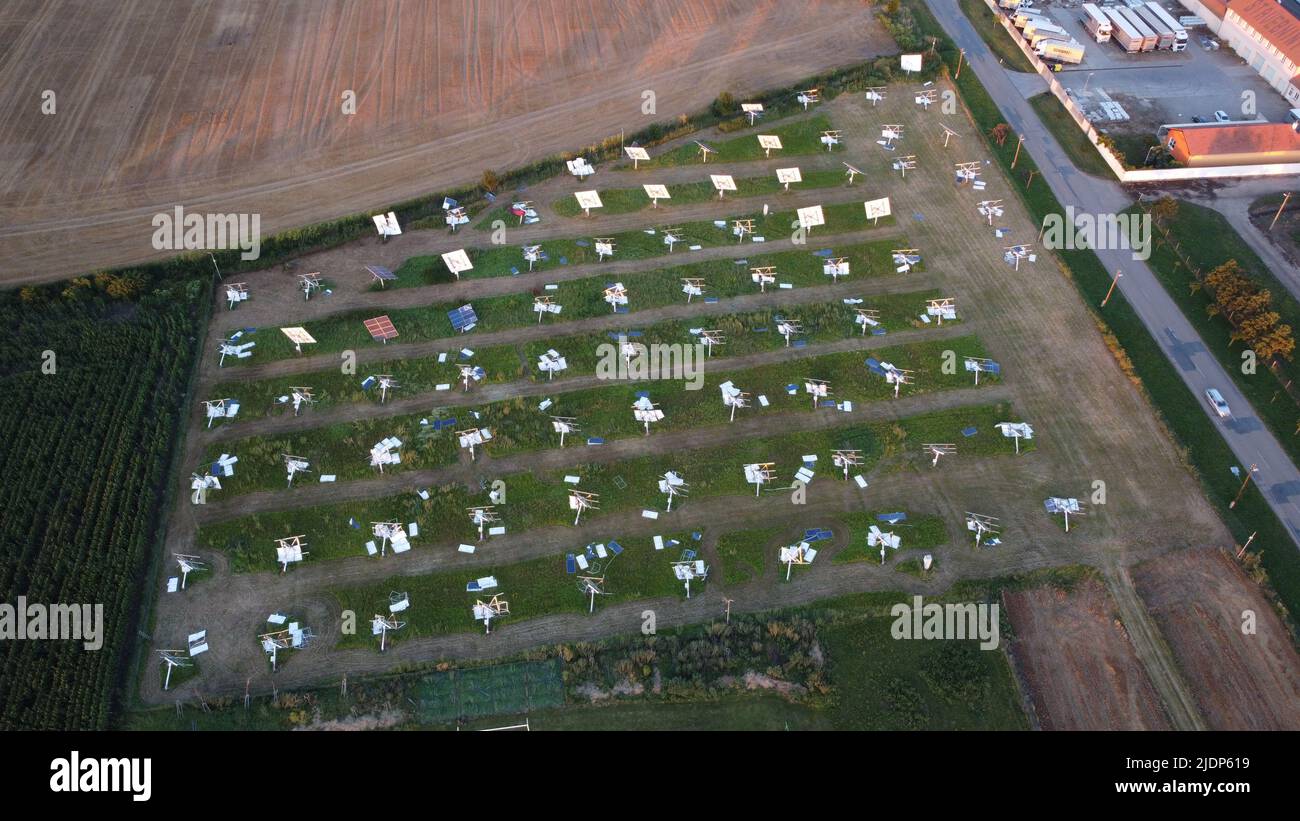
[1025,0,1294,130]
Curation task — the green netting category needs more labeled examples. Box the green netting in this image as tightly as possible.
[415,659,564,723]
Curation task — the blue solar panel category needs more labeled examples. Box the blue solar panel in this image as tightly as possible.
[559,256,568,265]
[878,512,907,523]
[466,581,481,592]
[485,191,496,202]
[433,418,456,431]
[586,437,605,445]
[792,340,807,348]
[627,331,643,338]
[448,304,478,331]
[753,327,769,333]
[614,306,629,313]
[635,390,649,398]
[820,400,837,407]
[361,376,376,390]
[987,361,1002,374]
[368,265,397,281]
[575,240,590,247]
[704,297,719,303]
[961,426,978,437]
[871,327,886,336]
[692,532,702,541]
[609,541,623,555]
[812,248,833,257]
[565,554,576,574]
[734,259,748,265]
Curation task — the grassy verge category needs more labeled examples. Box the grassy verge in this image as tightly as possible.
[833,510,949,564]
[1136,200,1300,466]
[1028,93,1113,178]
[957,0,1035,73]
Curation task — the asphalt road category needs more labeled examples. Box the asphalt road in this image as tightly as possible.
[926,0,1300,549]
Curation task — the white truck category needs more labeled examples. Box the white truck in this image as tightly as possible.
[1104,7,1148,52]
[1081,3,1112,43]
[1036,38,1086,64]
[1144,2,1189,51]
[1116,6,1158,51]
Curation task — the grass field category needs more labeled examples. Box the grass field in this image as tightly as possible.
[221,234,908,364]
[833,509,949,564]
[207,289,952,425]
[717,527,779,584]
[200,335,998,495]
[198,403,1023,573]
[642,114,840,167]
[551,169,849,217]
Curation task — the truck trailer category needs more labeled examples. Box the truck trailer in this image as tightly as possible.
[1013,9,1049,28]
[1081,3,1112,43]
[1143,2,1188,51]
[1030,27,1073,48]
[1104,7,1147,52]
[1036,38,1087,64]
[1115,6,1158,51]
[1023,19,1068,41]
[1133,4,1177,49]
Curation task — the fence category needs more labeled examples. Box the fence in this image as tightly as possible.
[978,0,1300,182]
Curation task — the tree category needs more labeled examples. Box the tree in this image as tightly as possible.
[989,123,1011,146]
[710,91,738,118]
[1151,196,1179,224]
[480,169,501,194]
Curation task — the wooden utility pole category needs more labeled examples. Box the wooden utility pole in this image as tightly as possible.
[1011,135,1025,169]
[955,48,966,79]
[722,597,734,624]
[1236,531,1258,559]
[1229,464,1258,509]
[1101,270,1123,307]
[1269,192,1292,231]
[1025,170,1038,188]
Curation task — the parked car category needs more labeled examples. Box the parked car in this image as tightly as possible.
[1205,388,1232,419]
[1214,110,1231,123]
[1191,115,1204,123]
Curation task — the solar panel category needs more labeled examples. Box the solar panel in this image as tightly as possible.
[367,265,398,282]
[448,304,478,332]
[364,315,398,342]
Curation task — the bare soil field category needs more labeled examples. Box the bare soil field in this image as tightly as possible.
[0,0,890,283]
[1133,548,1300,730]
[1004,580,1170,730]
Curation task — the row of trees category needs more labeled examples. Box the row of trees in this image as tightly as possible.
[0,281,208,729]
[1196,259,1296,362]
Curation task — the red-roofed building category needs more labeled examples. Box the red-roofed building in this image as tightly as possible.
[1163,120,1300,164]
[1177,0,1300,104]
